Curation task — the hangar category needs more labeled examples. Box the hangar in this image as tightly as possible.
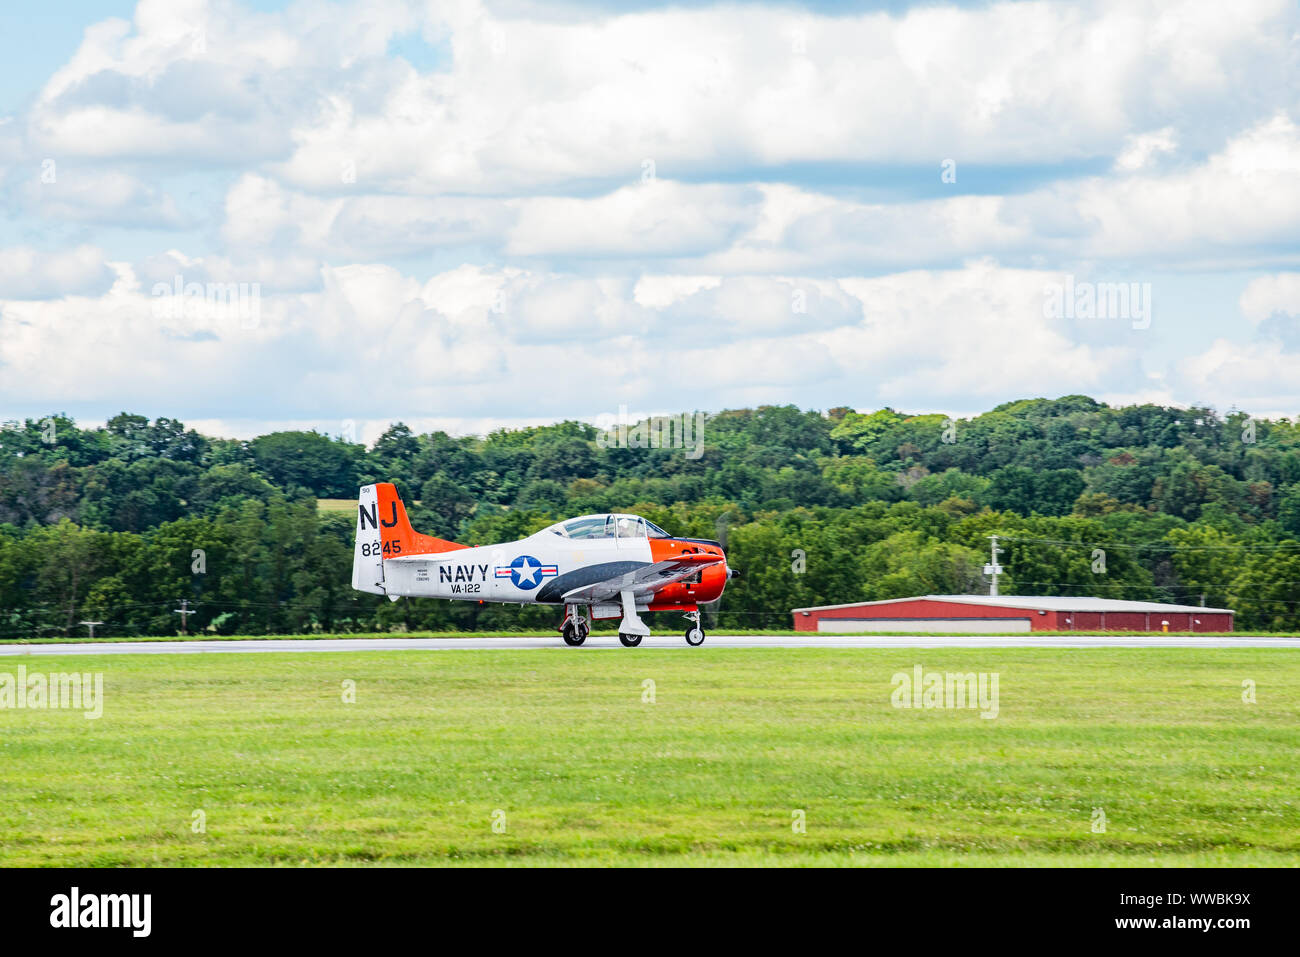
[791,595,1235,633]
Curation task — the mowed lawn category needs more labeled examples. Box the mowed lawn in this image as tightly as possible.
[0,648,1296,866]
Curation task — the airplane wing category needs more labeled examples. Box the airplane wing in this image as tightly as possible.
[560,553,724,605]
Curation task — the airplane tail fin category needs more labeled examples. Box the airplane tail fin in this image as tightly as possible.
[352,482,469,595]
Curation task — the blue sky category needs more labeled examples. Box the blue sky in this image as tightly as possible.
[1,0,1298,441]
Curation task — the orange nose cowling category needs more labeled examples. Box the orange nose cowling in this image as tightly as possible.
[647,539,729,607]
[692,561,728,602]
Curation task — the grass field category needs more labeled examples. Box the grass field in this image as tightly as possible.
[315,498,361,512]
[1,648,1297,866]
[1,628,1284,644]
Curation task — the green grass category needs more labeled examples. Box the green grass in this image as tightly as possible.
[1,648,1297,866]
[317,498,420,512]
[315,498,359,513]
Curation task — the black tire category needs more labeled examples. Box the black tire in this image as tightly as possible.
[684,626,705,646]
[562,622,586,646]
[619,632,642,647]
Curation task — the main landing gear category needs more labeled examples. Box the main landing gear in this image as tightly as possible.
[561,604,589,646]
[618,589,649,647]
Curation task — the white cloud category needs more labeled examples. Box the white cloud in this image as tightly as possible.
[133,249,324,294]
[1172,338,1300,414]
[835,262,1145,405]
[17,0,1297,191]
[1240,272,1300,324]
[29,0,416,162]
[1050,113,1300,261]
[507,180,761,258]
[0,259,1166,424]
[1114,126,1178,171]
[0,245,115,299]
[7,165,183,229]
[632,274,721,309]
[5,0,1300,430]
[220,173,513,258]
[210,112,1300,273]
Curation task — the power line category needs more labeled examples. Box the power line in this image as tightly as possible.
[996,535,1300,552]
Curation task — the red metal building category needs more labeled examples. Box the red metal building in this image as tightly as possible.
[791,595,1234,633]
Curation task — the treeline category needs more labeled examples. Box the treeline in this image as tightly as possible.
[1,397,1299,636]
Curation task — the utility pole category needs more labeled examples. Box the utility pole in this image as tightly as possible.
[984,535,1004,597]
[174,599,194,636]
[78,620,103,639]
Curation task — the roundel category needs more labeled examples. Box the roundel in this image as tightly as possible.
[500,554,558,590]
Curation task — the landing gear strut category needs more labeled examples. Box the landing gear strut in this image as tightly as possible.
[618,589,649,647]
[561,604,589,646]
[683,608,705,646]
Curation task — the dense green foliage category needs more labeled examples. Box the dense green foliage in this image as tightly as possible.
[2,397,1299,636]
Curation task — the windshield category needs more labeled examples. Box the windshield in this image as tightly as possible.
[547,514,670,540]
[614,515,643,538]
[560,516,613,539]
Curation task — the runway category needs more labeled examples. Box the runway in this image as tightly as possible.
[0,635,1296,655]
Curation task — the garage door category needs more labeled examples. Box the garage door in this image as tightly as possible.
[817,617,1032,633]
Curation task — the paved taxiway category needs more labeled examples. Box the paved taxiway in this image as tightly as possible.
[0,635,1296,655]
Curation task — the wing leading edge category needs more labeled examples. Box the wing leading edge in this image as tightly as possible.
[559,552,724,605]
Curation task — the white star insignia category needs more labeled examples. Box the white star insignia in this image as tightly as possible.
[514,558,541,586]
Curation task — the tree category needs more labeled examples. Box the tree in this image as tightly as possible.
[250,431,361,497]
[986,467,1039,515]
[858,531,985,600]
[1,398,1297,636]
[986,466,1083,516]
[528,436,598,483]
[1229,551,1300,631]
[419,474,476,539]
[80,458,197,532]
[25,521,107,635]
[192,464,277,512]
[1278,484,1300,536]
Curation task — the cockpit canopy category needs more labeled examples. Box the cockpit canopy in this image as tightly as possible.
[543,513,670,540]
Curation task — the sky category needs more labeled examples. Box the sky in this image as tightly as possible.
[0,0,1298,443]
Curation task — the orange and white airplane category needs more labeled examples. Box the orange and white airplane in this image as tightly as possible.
[351,482,732,646]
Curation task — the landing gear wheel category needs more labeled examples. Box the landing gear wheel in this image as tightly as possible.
[562,621,587,646]
[684,626,705,646]
[619,632,642,647]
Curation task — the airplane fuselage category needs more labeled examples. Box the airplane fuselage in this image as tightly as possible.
[382,532,726,611]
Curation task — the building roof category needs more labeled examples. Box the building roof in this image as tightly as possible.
[791,594,1234,615]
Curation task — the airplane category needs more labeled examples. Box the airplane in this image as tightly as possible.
[351,482,734,646]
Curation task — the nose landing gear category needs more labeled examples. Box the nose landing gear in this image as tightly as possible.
[684,608,705,646]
